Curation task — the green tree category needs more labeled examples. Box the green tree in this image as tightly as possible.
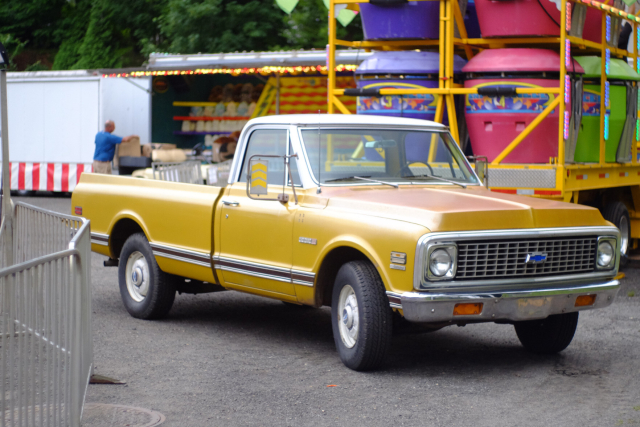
[0,33,27,70]
[52,0,92,70]
[0,0,364,70]
[0,0,66,50]
[74,0,123,69]
[156,0,288,54]
[282,0,362,49]
[53,0,167,70]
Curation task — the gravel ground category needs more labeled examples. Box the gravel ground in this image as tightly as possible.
[13,195,640,427]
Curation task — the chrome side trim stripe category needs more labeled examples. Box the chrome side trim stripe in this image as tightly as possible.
[213,255,316,287]
[216,256,291,276]
[291,280,314,287]
[91,232,109,246]
[217,265,293,284]
[291,270,315,287]
[150,243,212,268]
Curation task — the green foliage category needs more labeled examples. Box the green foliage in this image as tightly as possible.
[24,61,50,72]
[282,0,362,49]
[52,0,91,70]
[70,0,167,69]
[74,0,122,69]
[0,0,364,70]
[0,33,27,70]
[156,0,288,54]
[0,0,66,50]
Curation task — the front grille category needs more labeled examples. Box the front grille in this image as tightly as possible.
[456,237,597,279]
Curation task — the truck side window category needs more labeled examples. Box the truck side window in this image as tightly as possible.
[239,129,287,185]
[239,129,302,187]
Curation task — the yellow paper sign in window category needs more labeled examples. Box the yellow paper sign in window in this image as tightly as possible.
[250,160,268,195]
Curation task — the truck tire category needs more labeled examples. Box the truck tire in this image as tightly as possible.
[118,233,176,319]
[514,312,579,354]
[331,261,393,371]
[601,201,630,267]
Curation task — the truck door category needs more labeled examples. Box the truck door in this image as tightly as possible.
[218,128,299,296]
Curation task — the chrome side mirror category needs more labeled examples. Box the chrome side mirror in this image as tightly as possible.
[246,154,298,204]
[467,156,489,189]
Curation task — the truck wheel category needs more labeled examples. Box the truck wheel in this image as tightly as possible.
[331,261,392,371]
[118,233,176,319]
[514,312,579,354]
[601,201,630,267]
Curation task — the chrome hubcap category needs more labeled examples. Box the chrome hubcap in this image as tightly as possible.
[132,267,143,286]
[342,306,354,329]
[125,252,150,303]
[337,285,359,349]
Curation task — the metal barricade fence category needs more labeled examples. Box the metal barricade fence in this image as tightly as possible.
[13,204,84,265]
[0,218,7,270]
[0,202,92,427]
[152,161,203,184]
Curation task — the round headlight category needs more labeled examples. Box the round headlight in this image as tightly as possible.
[429,249,452,277]
[597,241,614,267]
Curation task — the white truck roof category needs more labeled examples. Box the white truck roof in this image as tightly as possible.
[247,114,447,128]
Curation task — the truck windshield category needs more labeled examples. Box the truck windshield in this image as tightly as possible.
[299,128,478,186]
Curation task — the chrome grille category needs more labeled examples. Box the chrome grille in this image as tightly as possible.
[456,237,597,279]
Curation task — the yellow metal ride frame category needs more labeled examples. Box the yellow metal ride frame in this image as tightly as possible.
[327,0,640,248]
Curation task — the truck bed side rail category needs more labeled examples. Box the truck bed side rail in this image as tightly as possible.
[152,161,203,185]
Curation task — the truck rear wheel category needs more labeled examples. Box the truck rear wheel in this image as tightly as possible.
[514,312,579,354]
[118,233,176,319]
[331,261,392,371]
[601,201,630,267]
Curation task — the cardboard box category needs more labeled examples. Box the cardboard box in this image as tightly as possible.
[141,144,153,158]
[151,149,187,163]
[149,143,177,150]
[118,136,141,157]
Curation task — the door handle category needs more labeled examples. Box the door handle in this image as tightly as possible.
[222,199,240,207]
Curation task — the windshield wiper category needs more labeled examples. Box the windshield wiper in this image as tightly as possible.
[408,174,467,189]
[324,176,399,188]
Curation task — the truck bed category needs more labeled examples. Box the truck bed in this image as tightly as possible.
[72,173,224,283]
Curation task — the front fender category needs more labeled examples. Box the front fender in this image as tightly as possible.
[297,209,430,295]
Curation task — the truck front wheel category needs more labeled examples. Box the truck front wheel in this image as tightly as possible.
[601,201,630,267]
[514,312,579,354]
[331,261,393,371]
[118,233,176,319]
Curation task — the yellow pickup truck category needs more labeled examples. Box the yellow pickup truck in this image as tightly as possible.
[73,114,622,371]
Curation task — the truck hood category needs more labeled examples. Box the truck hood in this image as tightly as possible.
[316,186,607,231]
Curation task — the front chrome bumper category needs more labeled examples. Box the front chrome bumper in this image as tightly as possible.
[388,279,621,323]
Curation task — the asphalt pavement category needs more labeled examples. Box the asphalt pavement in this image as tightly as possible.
[13,195,640,427]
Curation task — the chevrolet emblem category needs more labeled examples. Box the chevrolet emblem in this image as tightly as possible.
[525,253,548,264]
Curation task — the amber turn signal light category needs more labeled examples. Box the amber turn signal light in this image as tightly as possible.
[575,295,596,307]
[453,303,483,316]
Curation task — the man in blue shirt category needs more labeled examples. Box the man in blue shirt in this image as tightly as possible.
[93,120,137,174]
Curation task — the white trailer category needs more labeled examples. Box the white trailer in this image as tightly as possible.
[0,70,150,192]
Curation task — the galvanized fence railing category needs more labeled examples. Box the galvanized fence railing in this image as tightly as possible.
[0,202,92,427]
[13,203,85,264]
[152,161,203,184]
[0,218,8,270]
